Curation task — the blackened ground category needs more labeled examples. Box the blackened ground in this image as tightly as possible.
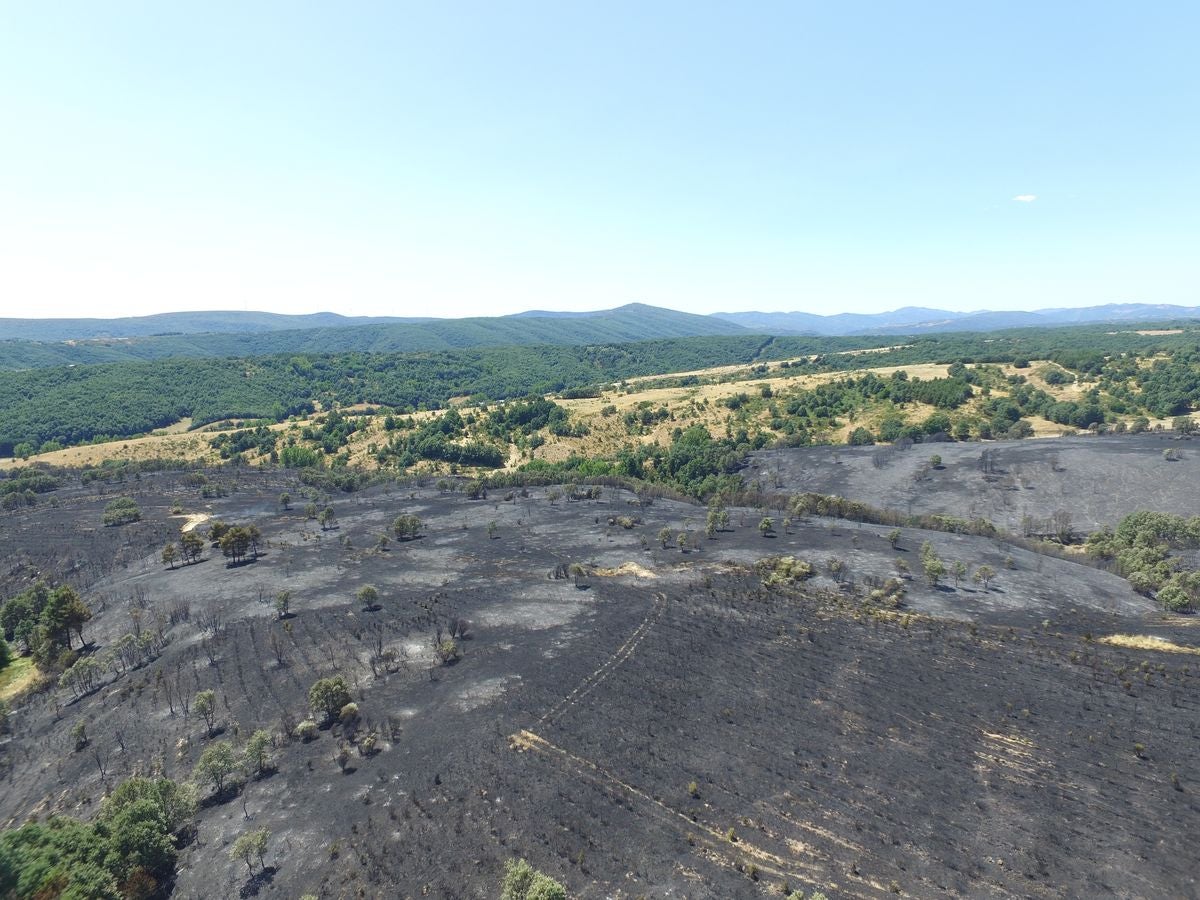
[750,432,1200,534]
[0,461,1197,899]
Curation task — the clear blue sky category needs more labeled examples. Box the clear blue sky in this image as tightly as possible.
[1,2,1196,319]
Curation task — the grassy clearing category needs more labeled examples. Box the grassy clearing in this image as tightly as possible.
[0,656,38,701]
[1098,634,1200,655]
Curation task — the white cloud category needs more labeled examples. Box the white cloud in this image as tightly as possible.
[1012,194,1038,203]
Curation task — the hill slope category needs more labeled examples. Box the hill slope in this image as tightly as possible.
[0,304,748,368]
[715,302,1200,335]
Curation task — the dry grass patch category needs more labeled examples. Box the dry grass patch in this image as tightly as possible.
[592,562,658,579]
[1098,634,1200,655]
[0,656,39,701]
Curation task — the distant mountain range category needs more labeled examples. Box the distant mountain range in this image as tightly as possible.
[0,310,433,342]
[0,304,745,368]
[712,303,1200,336]
[1,301,1198,369]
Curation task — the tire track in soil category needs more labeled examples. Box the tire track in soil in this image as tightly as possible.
[508,728,856,893]
[514,591,901,897]
[537,591,667,727]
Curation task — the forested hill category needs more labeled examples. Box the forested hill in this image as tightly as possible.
[2,323,1199,458]
[0,304,747,369]
[0,310,430,341]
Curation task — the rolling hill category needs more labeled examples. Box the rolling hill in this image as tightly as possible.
[0,304,748,369]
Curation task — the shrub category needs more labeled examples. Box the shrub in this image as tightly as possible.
[756,556,814,587]
[501,859,566,900]
[295,720,319,742]
[102,497,141,526]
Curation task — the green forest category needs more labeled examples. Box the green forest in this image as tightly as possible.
[2,323,1200,458]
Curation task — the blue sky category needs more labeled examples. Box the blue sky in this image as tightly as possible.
[1,2,1196,319]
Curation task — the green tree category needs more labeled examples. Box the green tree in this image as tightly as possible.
[308,676,352,723]
[758,517,774,537]
[40,585,92,651]
[229,827,270,875]
[887,528,902,549]
[392,513,422,540]
[161,543,178,569]
[0,636,10,671]
[193,689,217,736]
[180,531,204,564]
[278,492,291,510]
[273,590,291,619]
[318,506,336,530]
[303,501,318,520]
[920,541,945,587]
[243,729,272,777]
[951,560,968,588]
[193,741,237,795]
[973,564,996,589]
[357,585,380,611]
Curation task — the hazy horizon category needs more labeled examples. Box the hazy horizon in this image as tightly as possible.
[2,2,1196,320]
[6,295,1192,323]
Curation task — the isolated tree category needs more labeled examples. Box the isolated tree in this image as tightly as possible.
[161,544,179,569]
[318,506,336,530]
[887,529,902,550]
[181,531,204,564]
[71,720,88,751]
[357,585,380,612]
[193,689,217,736]
[243,729,272,777]
[193,740,237,795]
[951,560,968,588]
[303,501,318,520]
[309,676,352,723]
[278,492,291,510]
[657,527,672,549]
[274,590,291,619]
[974,565,996,589]
[230,826,271,875]
[392,514,422,541]
[487,520,499,539]
[920,542,945,587]
[758,517,774,538]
